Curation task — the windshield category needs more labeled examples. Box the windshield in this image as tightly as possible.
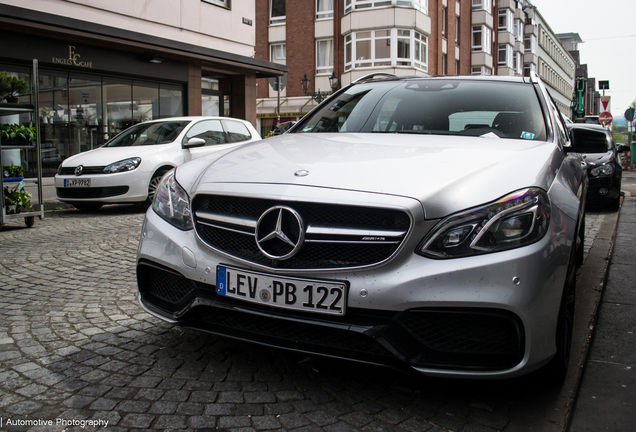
[295,79,547,141]
[104,121,190,147]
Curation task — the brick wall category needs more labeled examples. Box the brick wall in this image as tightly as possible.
[255,0,270,99]
[286,0,314,96]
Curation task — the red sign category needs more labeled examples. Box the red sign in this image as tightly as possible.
[599,111,613,126]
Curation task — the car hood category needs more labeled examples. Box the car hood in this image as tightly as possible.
[61,144,175,167]
[583,151,613,167]
[185,133,558,219]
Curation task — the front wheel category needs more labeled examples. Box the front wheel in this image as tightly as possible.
[543,244,576,381]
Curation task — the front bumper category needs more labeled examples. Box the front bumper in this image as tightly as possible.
[55,170,150,203]
[137,206,573,378]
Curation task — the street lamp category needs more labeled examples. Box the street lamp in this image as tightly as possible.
[301,72,339,103]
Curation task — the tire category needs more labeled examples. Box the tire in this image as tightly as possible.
[73,203,103,212]
[25,216,35,227]
[146,169,170,207]
[543,244,576,381]
[609,195,620,212]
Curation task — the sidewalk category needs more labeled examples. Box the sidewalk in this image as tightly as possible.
[567,195,636,431]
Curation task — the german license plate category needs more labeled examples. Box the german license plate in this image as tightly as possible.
[216,265,347,316]
[64,178,91,187]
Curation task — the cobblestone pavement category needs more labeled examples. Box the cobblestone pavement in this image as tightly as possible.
[0,206,607,432]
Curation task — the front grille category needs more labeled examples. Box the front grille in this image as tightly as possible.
[192,195,411,270]
[57,186,129,199]
[191,307,391,356]
[59,166,107,175]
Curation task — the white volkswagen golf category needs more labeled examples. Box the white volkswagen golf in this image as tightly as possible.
[55,116,260,211]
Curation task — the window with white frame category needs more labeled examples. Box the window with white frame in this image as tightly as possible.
[345,0,428,15]
[472,25,491,54]
[513,19,522,41]
[316,39,334,74]
[270,0,285,25]
[498,44,513,67]
[498,9,512,32]
[524,34,536,53]
[472,0,491,11]
[270,43,286,65]
[513,52,522,74]
[471,66,492,75]
[344,29,428,71]
[203,0,230,8]
[316,0,333,19]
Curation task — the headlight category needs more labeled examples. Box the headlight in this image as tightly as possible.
[589,163,614,177]
[152,170,193,230]
[418,188,550,259]
[103,157,141,173]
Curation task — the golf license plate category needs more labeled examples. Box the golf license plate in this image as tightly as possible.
[64,178,91,187]
[216,265,347,316]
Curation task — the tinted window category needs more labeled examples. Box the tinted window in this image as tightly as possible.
[295,79,547,141]
[185,120,226,146]
[224,120,252,143]
[104,121,189,147]
[571,128,611,153]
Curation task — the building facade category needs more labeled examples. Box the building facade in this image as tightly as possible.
[0,0,286,177]
[255,0,577,137]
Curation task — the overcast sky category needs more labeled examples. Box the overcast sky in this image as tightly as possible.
[528,0,636,118]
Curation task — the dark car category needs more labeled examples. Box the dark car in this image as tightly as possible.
[568,123,625,210]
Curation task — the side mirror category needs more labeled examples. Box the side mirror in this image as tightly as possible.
[184,137,206,148]
[616,144,630,153]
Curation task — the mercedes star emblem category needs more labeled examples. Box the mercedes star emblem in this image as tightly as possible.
[255,206,305,260]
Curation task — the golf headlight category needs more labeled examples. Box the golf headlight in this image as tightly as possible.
[152,170,193,230]
[103,157,141,173]
[590,163,614,177]
[419,188,550,259]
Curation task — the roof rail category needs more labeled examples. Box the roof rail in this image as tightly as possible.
[352,72,398,84]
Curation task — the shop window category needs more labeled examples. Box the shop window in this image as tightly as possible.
[201,74,231,117]
[133,82,159,123]
[160,87,184,118]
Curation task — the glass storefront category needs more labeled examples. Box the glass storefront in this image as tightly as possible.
[0,64,184,177]
[201,74,231,117]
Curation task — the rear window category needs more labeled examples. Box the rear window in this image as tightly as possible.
[295,79,547,141]
[571,128,611,153]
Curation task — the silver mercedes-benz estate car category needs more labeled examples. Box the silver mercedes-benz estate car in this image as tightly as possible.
[137,74,588,379]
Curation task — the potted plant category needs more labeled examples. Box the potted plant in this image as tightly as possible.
[2,162,24,180]
[3,181,32,213]
[0,123,36,144]
[0,71,30,103]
